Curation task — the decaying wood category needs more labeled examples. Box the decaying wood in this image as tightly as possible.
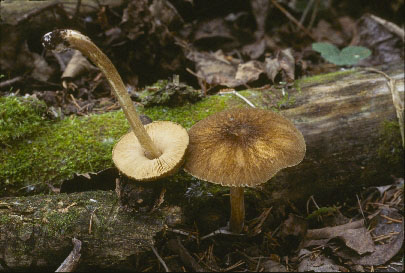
[0,191,183,271]
[261,64,404,204]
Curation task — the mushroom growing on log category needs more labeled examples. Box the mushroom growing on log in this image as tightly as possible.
[184,108,306,233]
[42,29,189,181]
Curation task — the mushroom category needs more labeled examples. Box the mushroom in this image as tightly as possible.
[184,108,306,233]
[42,29,189,181]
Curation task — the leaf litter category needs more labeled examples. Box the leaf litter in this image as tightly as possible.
[0,0,404,271]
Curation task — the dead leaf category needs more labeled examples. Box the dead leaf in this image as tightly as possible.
[62,50,97,80]
[265,48,296,82]
[336,209,404,266]
[356,14,404,66]
[234,60,264,84]
[242,39,266,59]
[279,213,308,239]
[312,19,346,46]
[298,249,341,272]
[187,50,240,87]
[278,48,295,81]
[261,260,288,272]
[193,18,236,49]
[304,220,375,255]
[265,57,281,82]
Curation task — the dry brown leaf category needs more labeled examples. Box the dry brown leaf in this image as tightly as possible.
[303,220,375,255]
[234,60,264,84]
[298,249,341,272]
[62,50,97,80]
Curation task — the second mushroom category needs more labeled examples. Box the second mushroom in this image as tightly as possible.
[184,108,306,234]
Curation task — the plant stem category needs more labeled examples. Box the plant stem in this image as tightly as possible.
[44,30,161,159]
[229,187,245,233]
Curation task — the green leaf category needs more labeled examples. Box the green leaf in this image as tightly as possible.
[340,46,372,65]
[312,42,372,66]
[312,42,340,58]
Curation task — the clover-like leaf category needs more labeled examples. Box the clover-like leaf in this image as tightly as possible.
[312,42,371,66]
[340,46,372,65]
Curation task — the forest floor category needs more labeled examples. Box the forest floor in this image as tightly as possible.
[0,0,404,271]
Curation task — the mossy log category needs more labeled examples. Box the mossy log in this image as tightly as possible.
[0,65,404,270]
[1,65,404,202]
[269,65,404,204]
[0,190,183,271]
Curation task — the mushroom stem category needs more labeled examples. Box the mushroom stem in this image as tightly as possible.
[42,30,161,159]
[229,187,245,233]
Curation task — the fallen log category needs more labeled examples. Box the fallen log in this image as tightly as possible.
[0,65,404,270]
[0,191,183,271]
[265,64,404,204]
[1,64,404,201]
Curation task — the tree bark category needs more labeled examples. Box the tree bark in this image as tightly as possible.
[262,64,404,204]
[0,191,183,271]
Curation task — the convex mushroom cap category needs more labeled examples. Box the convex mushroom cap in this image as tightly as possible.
[113,121,189,181]
[184,108,306,186]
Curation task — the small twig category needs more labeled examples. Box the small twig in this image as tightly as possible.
[369,14,404,41]
[311,195,320,210]
[307,0,320,30]
[380,214,403,223]
[55,238,82,272]
[373,232,400,242]
[70,94,84,112]
[270,0,316,40]
[151,245,170,272]
[365,68,404,147]
[356,194,367,224]
[0,76,24,89]
[88,208,97,234]
[255,257,262,272]
[299,0,315,26]
[219,90,256,108]
[201,227,244,240]
[167,237,206,272]
[166,228,198,240]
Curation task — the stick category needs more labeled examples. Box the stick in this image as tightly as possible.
[0,76,24,89]
[270,0,316,40]
[167,237,206,272]
[369,14,404,41]
[219,90,256,108]
[151,245,170,272]
[55,238,82,272]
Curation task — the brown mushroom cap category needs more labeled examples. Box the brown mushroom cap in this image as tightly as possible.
[113,121,189,181]
[184,108,306,187]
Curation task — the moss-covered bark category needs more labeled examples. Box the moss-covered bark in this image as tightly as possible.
[1,65,404,204]
[0,191,182,270]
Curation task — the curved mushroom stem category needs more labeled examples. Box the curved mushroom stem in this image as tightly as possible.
[42,29,161,159]
[229,187,245,233]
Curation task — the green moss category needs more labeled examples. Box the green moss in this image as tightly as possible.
[378,121,404,166]
[0,96,48,144]
[142,94,230,129]
[1,110,129,193]
[294,70,354,92]
[44,209,81,237]
[306,207,337,220]
[0,92,243,196]
[0,214,12,224]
